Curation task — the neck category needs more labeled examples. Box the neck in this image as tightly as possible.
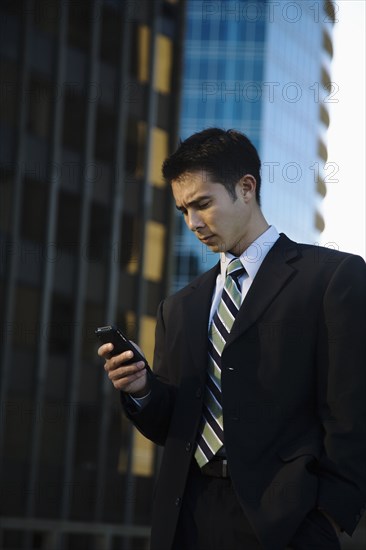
[230,211,269,256]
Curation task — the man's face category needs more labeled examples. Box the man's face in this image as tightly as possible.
[172,170,253,256]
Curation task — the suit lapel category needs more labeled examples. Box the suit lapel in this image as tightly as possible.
[182,263,219,379]
[226,234,300,347]
[179,234,300,371]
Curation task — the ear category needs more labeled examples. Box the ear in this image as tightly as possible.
[238,174,257,202]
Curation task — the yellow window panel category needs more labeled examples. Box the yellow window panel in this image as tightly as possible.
[131,427,155,477]
[139,314,157,367]
[143,221,165,282]
[149,127,168,187]
[137,25,150,83]
[155,34,173,94]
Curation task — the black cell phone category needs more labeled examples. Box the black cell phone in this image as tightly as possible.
[95,325,147,366]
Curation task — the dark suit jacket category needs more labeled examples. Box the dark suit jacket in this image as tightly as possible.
[122,234,366,550]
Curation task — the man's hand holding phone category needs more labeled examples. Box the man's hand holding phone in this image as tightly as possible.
[96,326,150,397]
[98,344,149,396]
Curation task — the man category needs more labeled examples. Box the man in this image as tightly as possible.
[99,129,366,549]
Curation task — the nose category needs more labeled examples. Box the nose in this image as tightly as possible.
[187,210,204,232]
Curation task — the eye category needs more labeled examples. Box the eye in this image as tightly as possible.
[198,202,210,210]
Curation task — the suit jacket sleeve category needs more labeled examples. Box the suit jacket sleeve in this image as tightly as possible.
[120,300,177,446]
[316,254,366,534]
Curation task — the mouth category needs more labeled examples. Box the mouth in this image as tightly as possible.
[198,234,215,244]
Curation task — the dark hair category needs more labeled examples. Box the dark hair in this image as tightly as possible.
[162,128,261,205]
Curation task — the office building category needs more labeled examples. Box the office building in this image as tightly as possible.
[172,0,336,291]
[0,0,185,548]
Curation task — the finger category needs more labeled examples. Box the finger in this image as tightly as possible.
[113,350,135,364]
[120,372,147,392]
[107,361,145,380]
[106,350,138,370]
[98,343,113,357]
[111,365,146,391]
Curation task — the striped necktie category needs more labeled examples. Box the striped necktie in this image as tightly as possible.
[195,258,246,467]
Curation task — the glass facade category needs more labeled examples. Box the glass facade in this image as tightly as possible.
[0,0,185,548]
[259,0,334,243]
[181,0,266,145]
[172,0,335,292]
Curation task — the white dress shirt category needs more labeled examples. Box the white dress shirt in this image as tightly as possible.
[209,225,280,324]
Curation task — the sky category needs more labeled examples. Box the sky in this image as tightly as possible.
[321,0,366,259]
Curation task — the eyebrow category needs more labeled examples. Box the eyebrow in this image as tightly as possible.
[175,195,212,211]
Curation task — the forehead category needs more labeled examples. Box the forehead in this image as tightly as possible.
[171,170,217,201]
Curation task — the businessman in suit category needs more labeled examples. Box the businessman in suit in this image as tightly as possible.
[99,129,366,549]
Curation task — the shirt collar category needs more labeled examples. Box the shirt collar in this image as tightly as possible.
[219,226,280,280]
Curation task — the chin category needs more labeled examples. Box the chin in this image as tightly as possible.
[210,244,227,254]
